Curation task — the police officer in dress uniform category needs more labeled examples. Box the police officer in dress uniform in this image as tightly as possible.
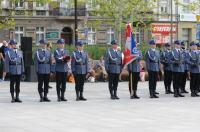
[34,39,52,102]
[187,41,200,97]
[127,44,142,99]
[54,39,70,102]
[170,40,185,97]
[145,39,161,98]
[105,40,123,100]
[197,42,200,93]
[4,39,24,103]
[71,41,89,101]
[180,41,189,93]
[160,43,173,94]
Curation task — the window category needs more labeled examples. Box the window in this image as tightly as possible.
[182,28,191,43]
[36,27,45,44]
[182,6,190,13]
[160,6,167,13]
[183,0,190,3]
[107,28,115,44]
[36,11,46,16]
[15,0,23,8]
[87,28,96,45]
[15,27,24,43]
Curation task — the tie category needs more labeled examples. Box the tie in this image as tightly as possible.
[80,51,82,56]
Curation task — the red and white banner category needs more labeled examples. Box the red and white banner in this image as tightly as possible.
[151,23,177,44]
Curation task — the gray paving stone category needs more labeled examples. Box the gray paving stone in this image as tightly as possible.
[0,81,199,132]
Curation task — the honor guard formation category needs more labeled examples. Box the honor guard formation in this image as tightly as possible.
[1,38,200,103]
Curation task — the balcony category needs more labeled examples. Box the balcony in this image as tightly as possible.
[55,8,86,19]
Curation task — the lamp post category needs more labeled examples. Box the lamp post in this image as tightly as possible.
[75,0,78,45]
[170,0,173,45]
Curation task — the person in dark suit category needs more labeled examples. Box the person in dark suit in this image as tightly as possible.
[54,39,70,102]
[71,41,89,101]
[127,44,142,99]
[187,41,200,97]
[170,40,185,97]
[145,39,161,98]
[160,43,173,94]
[4,39,24,103]
[34,39,52,102]
[180,41,189,93]
[105,40,123,100]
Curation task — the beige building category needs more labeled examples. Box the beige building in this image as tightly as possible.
[0,0,115,45]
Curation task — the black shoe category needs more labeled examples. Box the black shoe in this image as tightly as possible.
[79,96,87,101]
[178,94,185,97]
[40,98,44,102]
[48,85,53,89]
[43,97,51,102]
[150,95,154,98]
[61,97,67,101]
[114,95,120,100]
[15,98,22,103]
[195,93,200,97]
[155,91,159,95]
[191,93,196,97]
[57,98,61,102]
[181,90,189,93]
[110,95,115,100]
[153,94,159,98]
[174,95,179,97]
[11,98,15,103]
[168,90,174,94]
[131,95,140,99]
[165,91,170,94]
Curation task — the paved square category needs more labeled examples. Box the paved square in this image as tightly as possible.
[0,81,200,132]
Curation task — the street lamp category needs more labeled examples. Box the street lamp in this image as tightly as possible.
[170,0,173,45]
[75,0,78,45]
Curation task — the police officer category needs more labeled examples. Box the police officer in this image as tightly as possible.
[170,40,185,97]
[105,40,123,100]
[180,41,189,93]
[187,41,200,97]
[127,44,142,99]
[160,43,173,94]
[34,39,51,102]
[4,39,24,103]
[145,39,160,98]
[71,41,89,101]
[54,39,70,102]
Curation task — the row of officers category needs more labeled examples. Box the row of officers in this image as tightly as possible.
[4,38,200,103]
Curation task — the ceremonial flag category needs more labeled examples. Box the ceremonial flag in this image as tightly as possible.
[123,23,138,67]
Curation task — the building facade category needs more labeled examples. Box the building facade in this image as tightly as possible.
[0,0,200,46]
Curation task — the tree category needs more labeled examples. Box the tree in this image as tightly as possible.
[88,0,156,45]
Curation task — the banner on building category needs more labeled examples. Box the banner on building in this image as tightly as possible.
[151,23,177,44]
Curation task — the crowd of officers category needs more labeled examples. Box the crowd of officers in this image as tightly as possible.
[3,38,200,103]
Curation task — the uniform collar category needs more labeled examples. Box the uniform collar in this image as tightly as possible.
[151,48,155,51]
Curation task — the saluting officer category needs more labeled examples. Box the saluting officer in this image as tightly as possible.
[54,39,70,102]
[180,41,189,93]
[187,41,200,97]
[34,39,51,102]
[170,40,185,97]
[71,41,89,101]
[127,44,142,99]
[4,39,24,103]
[160,43,173,94]
[105,40,123,100]
[145,39,160,98]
